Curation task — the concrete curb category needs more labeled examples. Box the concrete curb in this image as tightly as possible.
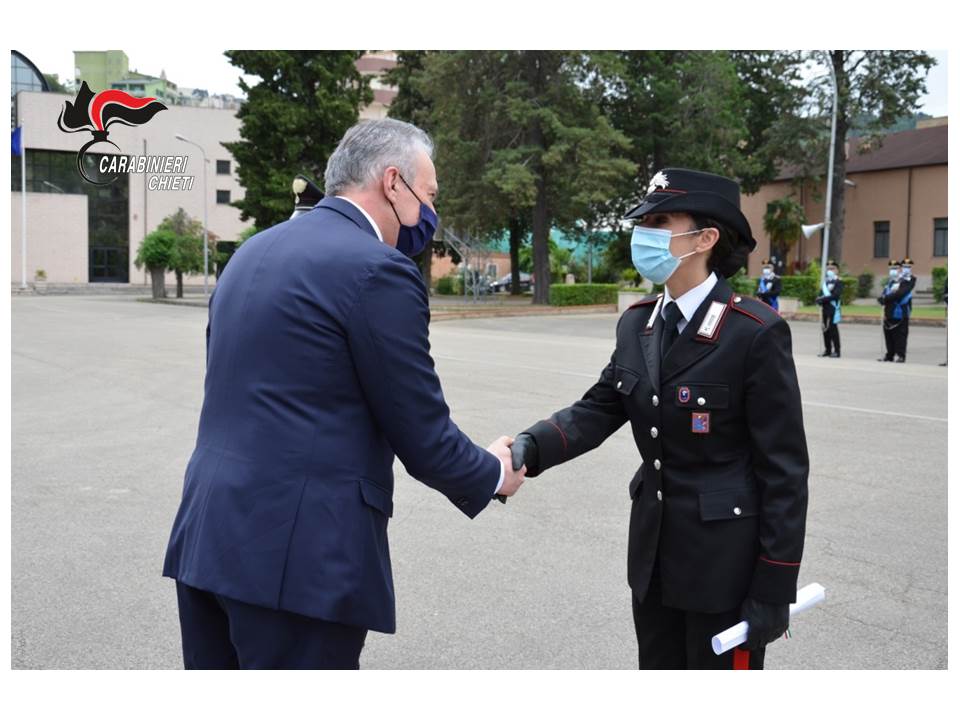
[781,311,947,328]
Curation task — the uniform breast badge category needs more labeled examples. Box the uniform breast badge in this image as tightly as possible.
[678,386,691,404]
[692,412,711,434]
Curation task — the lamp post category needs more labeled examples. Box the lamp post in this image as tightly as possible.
[175,134,209,297]
[818,51,840,288]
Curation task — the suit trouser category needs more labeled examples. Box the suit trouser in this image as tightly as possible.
[631,567,766,670]
[175,581,368,669]
[883,321,897,360]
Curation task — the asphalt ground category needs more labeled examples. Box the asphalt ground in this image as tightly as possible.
[10,295,948,669]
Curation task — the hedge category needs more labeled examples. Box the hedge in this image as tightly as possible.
[932,265,947,302]
[549,283,619,306]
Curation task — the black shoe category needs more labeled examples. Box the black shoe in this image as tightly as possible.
[877,357,893,362]
[818,351,832,357]
[895,357,905,363]
[830,352,841,358]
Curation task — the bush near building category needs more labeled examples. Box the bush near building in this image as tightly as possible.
[932,265,947,302]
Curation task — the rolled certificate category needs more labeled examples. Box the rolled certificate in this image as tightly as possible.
[711,582,826,655]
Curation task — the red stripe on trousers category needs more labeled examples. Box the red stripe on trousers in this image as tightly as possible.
[733,648,751,670]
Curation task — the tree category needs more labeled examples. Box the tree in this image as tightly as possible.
[804,51,936,262]
[134,230,175,299]
[223,51,373,230]
[158,208,209,298]
[763,197,806,273]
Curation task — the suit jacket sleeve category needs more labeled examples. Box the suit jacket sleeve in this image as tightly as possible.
[772,277,782,295]
[347,253,501,518]
[521,346,628,477]
[743,319,809,604]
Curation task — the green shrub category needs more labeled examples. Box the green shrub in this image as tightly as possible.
[857,270,875,298]
[932,265,947,302]
[435,276,458,295]
[549,284,619,306]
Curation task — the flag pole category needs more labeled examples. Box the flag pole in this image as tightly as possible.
[21,121,27,290]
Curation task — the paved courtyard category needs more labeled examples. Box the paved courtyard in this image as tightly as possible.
[11,294,948,669]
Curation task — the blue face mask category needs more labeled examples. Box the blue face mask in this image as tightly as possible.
[889,269,900,279]
[826,270,837,281]
[901,267,912,279]
[391,174,438,257]
[630,226,701,284]
[762,269,773,279]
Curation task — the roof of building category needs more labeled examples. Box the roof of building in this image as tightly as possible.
[776,122,947,180]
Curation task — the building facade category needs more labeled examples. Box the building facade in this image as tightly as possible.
[741,121,948,290]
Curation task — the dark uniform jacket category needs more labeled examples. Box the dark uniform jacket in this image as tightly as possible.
[756,275,782,308]
[880,275,916,321]
[816,277,843,320]
[522,275,809,614]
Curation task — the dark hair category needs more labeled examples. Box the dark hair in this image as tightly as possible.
[690,214,748,277]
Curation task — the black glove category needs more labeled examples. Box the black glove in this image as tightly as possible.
[740,597,789,651]
[510,433,539,474]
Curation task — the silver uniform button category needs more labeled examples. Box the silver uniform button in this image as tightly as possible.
[652,395,659,407]
[697,397,706,406]
[654,459,661,470]
[734,296,742,303]
[650,427,658,438]
[733,506,742,516]
[617,380,623,389]
[657,490,663,501]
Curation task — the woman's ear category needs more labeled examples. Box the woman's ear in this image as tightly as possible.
[697,227,720,253]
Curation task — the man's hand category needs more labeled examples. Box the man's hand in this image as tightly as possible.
[740,597,789,651]
[487,436,526,497]
[510,433,539,474]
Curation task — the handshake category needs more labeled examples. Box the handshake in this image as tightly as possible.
[486,433,539,502]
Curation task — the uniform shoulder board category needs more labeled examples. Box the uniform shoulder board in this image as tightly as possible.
[627,293,662,310]
[730,294,780,324]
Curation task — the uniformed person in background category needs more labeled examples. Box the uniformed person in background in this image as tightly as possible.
[815,260,843,358]
[891,258,917,362]
[878,260,907,362]
[756,258,782,311]
[290,174,324,219]
[509,168,809,670]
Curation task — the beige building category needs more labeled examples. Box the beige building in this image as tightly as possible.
[741,120,948,290]
[11,88,251,287]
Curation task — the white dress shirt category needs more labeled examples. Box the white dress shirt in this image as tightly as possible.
[662,272,719,335]
[336,197,506,494]
[335,195,384,243]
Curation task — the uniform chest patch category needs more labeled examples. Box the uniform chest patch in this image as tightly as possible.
[692,412,711,434]
[678,386,691,404]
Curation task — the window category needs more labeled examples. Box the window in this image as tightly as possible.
[873,221,890,258]
[216,190,231,204]
[934,218,948,257]
[216,160,231,175]
[12,148,131,282]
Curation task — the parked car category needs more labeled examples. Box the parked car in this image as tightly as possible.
[489,272,532,293]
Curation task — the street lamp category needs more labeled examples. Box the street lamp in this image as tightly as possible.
[818,51,839,289]
[175,133,209,297]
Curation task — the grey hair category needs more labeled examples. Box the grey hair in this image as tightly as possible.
[323,118,434,196]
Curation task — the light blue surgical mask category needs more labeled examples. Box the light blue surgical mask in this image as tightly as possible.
[889,269,900,279]
[762,268,773,279]
[901,267,912,279]
[630,227,702,284]
[826,270,837,281]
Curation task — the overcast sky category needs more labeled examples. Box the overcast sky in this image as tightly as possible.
[20,48,949,117]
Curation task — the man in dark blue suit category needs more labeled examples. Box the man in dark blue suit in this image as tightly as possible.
[163,119,527,669]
